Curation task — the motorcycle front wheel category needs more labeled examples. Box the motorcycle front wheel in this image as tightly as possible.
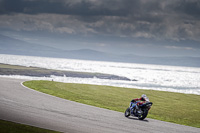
[124,108,130,117]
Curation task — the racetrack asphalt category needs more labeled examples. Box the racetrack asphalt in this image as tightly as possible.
[0,77,199,133]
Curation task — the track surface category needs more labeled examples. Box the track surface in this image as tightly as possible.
[0,77,199,133]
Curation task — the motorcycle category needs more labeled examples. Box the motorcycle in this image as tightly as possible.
[124,101,153,120]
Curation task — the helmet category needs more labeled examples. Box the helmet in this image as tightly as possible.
[141,94,149,102]
[141,94,146,98]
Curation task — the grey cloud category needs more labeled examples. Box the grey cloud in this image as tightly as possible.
[173,0,200,17]
[0,0,200,45]
[1,0,199,18]
[0,0,130,16]
[0,14,97,34]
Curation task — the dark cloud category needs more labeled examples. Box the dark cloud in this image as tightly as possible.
[1,0,199,17]
[0,0,69,15]
[0,0,200,56]
[0,0,130,16]
[174,0,200,16]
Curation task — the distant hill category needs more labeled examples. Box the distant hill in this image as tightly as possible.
[0,34,200,67]
[0,34,63,57]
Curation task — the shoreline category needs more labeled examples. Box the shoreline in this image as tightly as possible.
[0,63,199,95]
[0,63,132,81]
[1,75,199,96]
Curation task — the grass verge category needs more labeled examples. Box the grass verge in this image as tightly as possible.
[23,80,200,128]
[0,119,59,133]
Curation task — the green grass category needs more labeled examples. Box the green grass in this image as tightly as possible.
[0,119,59,133]
[23,80,200,128]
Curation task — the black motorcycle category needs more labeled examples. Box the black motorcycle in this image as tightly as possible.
[125,101,153,120]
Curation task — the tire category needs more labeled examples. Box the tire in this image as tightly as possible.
[125,108,130,117]
[138,109,148,120]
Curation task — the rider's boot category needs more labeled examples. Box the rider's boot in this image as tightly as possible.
[136,105,141,114]
[130,108,134,114]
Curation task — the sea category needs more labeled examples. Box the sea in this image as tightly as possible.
[0,54,200,95]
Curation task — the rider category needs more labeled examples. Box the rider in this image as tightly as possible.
[130,94,149,114]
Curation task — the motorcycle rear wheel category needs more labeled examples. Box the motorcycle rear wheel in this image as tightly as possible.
[138,109,148,120]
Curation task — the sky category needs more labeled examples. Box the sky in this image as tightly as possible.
[0,0,200,57]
